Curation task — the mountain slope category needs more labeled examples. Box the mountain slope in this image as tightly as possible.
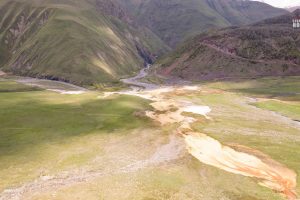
[0,0,169,86]
[286,6,300,12]
[157,10,300,81]
[117,0,288,47]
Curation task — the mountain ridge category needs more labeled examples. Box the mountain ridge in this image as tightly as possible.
[157,10,300,81]
[117,0,288,47]
[286,6,300,12]
[0,0,293,86]
[0,0,169,86]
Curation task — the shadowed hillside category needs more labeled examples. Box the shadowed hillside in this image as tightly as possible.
[157,10,300,81]
[117,0,288,47]
[0,0,169,86]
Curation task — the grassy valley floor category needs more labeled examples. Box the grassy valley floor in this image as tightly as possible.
[0,76,299,200]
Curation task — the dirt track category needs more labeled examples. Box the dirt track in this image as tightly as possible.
[201,41,300,67]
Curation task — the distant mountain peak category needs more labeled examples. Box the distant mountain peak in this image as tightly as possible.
[293,9,300,15]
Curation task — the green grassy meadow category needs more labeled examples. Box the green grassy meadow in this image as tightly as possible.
[192,76,300,197]
[255,100,300,121]
[0,79,152,190]
[0,77,299,200]
[205,76,300,101]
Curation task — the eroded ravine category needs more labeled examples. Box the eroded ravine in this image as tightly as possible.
[116,67,298,200]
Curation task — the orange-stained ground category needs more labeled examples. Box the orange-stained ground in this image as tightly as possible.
[106,84,298,200]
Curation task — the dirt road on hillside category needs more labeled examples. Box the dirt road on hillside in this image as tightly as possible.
[201,41,300,67]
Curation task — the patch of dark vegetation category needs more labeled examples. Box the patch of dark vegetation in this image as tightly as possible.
[136,44,154,65]
[0,94,152,157]
[0,87,41,93]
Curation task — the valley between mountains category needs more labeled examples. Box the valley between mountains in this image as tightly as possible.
[0,0,300,200]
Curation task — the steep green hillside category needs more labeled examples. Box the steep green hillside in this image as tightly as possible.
[157,10,300,81]
[117,0,288,47]
[0,0,169,86]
